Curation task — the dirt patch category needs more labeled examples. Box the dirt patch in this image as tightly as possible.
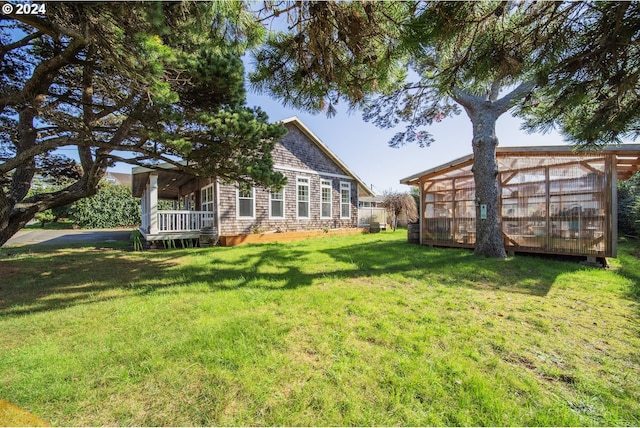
[0,266,19,276]
[502,353,537,370]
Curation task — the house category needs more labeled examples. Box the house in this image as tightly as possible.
[400,145,640,260]
[103,171,132,187]
[131,117,376,245]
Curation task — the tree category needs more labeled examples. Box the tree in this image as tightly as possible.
[381,191,418,231]
[251,1,640,257]
[0,2,287,246]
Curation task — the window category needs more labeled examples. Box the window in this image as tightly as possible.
[237,185,254,218]
[270,189,285,219]
[340,182,351,219]
[200,184,215,212]
[297,177,310,218]
[321,179,332,218]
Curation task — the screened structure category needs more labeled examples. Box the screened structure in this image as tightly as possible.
[401,145,640,258]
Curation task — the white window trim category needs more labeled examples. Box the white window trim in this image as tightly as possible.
[320,179,332,219]
[340,181,351,219]
[200,183,215,212]
[297,176,311,219]
[236,185,255,219]
[269,188,286,219]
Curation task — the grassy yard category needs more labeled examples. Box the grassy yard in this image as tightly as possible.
[1,231,639,426]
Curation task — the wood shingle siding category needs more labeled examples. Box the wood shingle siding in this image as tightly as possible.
[132,117,374,243]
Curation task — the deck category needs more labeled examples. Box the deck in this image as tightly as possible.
[140,210,215,241]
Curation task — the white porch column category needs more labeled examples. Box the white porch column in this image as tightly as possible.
[215,177,222,235]
[140,185,146,232]
[149,173,159,235]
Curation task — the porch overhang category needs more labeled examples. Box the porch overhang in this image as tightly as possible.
[131,163,196,199]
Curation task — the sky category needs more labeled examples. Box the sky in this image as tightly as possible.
[110,83,572,194]
[238,89,571,194]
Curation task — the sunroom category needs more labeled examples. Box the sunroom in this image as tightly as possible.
[401,145,640,259]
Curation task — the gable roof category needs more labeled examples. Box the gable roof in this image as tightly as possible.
[281,117,375,197]
[104,171,132,186]
[131,117,376,197]
[400,144,640,185]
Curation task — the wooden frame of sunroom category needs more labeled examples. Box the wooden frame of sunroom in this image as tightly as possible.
[400,145,640,258]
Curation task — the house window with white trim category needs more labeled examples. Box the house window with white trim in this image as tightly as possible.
[321,179,332,218]
[340,181,351,219]
[237,185,254,218]
[297,177,310,218]
[200,184,215,212]
[270,189,285,219]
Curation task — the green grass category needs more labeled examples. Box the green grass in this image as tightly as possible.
[1,231,639,426]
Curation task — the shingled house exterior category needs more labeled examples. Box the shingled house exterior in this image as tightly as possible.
[132,117,375,244]
[401,145,640,260]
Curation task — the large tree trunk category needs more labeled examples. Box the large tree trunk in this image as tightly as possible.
[452,82,535,258]
[0,170,107,247]
[469,109,506,258]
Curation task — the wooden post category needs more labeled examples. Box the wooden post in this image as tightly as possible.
[419,179,424,245]
[418,180,427,245]
[611,155,618,258]
[149,173,158,235]
[545,166,550,250]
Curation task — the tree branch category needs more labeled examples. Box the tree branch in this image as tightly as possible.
[450,86,482,109]
[494,79,536,113]
[0,137,72,174]
[488,78,502,101]
[11,14,88,42]
[0,31,43,63]
[0,37,87,110]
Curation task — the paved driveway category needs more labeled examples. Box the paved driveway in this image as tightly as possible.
[4,228,133,247]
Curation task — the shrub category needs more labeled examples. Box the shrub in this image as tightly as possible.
[69,183,140,228]
[34,209,55,228]
[618,171,640,237]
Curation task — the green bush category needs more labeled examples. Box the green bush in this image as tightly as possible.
[69,183,140,228]
[34,209,55,228]
[618,171,640,237]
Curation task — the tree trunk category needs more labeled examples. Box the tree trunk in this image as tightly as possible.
[469,107,507,258]
[452,81,535,258]
[0,170,107,247]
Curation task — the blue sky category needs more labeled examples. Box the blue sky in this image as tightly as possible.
[111,84,571,194]
[108,50,577,194]
[239,89,570,193]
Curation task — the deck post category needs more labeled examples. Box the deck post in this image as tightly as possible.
[149,173,159,235]
[611,155,618,258]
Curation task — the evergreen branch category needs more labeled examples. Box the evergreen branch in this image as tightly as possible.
[0,30,43,62]
[0,37,87,110]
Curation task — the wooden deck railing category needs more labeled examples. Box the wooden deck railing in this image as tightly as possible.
[156,210,215,232]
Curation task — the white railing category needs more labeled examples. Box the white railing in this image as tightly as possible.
[156,210,215,232]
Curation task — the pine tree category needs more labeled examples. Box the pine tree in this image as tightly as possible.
[251,1,640,257]
[0,2,286,246]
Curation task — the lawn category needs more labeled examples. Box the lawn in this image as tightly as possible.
[1,231,639,426]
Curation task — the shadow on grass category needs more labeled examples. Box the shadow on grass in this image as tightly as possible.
[615,239,640,303]
[169,237,583,296]
[0,243,180,317]
[0,236,590,318]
